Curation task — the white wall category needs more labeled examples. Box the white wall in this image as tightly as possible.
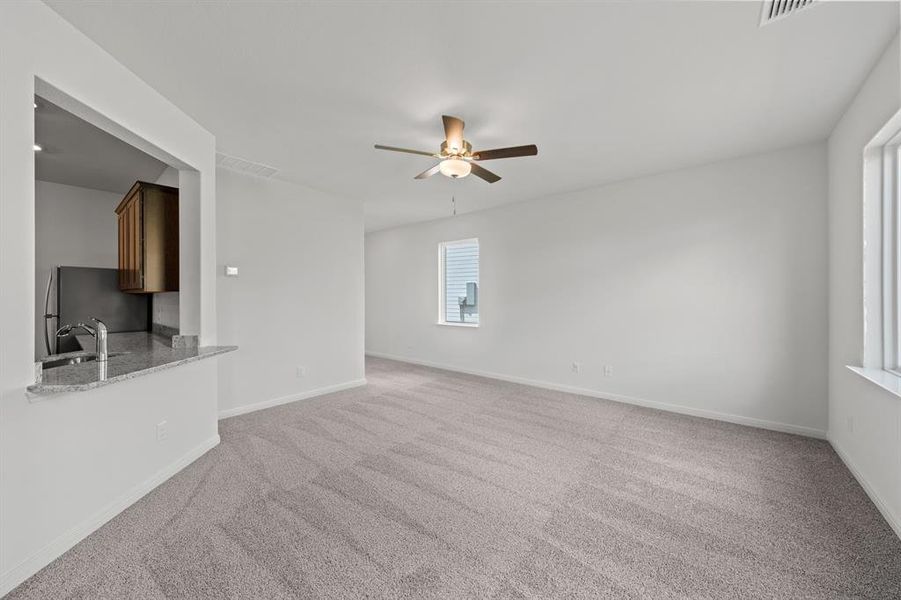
[0,361,219,595]
[216,168,365,417]
[827,35,901,538]
[366,142,829,437]
[0,2,218,595]
[154,165,179,187]
[34,180,121,359]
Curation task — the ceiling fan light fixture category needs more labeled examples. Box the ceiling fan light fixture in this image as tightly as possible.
[439,158,471,179]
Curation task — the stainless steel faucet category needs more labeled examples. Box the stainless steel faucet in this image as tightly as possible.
[57,318,109,361]
[77,318,109,362]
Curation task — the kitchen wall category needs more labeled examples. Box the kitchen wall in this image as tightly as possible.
[366,142,829,437]
[152,292,180,331]
[152,166,180,331]
[33,180,121,359]
[0,1,218,595]
[216,168,366,417]
[827,35,901,538]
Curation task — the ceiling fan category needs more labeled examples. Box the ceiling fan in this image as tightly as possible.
[374,115,538,183]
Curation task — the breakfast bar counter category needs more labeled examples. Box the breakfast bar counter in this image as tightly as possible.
[28,332,236,395]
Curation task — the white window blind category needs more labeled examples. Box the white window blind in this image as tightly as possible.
[439,239,479,325]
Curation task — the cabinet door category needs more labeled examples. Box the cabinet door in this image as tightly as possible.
[118,207,126,288]
[128,197,143,289]
[126,199,134,289]
[117,194,143,291]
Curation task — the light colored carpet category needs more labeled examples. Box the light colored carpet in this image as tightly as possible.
[7,357,901,599]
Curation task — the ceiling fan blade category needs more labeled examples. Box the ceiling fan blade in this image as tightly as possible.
[469,162,501,183]
[414,164,441,180]
[374,144,438,158]
[473,144,538,161]
[442,115,465,153]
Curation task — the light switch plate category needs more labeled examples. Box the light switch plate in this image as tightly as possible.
[225,266,239,277]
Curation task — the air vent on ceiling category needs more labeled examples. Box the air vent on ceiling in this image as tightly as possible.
[216,152,278,178]
[760,0,817,26]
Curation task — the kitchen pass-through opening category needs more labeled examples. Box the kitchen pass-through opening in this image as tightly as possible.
[33,79,201,361]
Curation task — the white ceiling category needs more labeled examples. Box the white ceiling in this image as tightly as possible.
[47,1,899,231]
[35,97,168,194]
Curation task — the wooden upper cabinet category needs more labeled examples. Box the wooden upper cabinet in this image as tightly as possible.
[115,181,179,293]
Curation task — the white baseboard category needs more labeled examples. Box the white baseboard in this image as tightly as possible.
[0,434,220,598]
[218,379,368,420]
[829,438,901,541]
[366,352,827,439]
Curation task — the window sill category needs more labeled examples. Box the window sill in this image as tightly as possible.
[846,365,901,400]
[436,322,479,328]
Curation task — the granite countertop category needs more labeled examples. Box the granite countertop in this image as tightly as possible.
[29,332,236,396]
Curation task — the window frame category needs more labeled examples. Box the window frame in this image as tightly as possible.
[437,237,480,328]
[848,107,901,396]
[883,137,901,375]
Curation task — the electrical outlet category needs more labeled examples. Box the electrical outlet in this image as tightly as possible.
[604,365,613,377]
[156,420,168,442]
[296,366,306,378]
[571,362,582,374]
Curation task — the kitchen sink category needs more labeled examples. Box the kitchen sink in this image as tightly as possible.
[42,352,124,369]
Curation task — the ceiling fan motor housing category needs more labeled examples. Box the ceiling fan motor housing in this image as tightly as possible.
[441,139,472,157]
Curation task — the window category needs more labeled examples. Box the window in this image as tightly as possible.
[852,106,901,391]
[883,139,901,374]
[438,238,479,326]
